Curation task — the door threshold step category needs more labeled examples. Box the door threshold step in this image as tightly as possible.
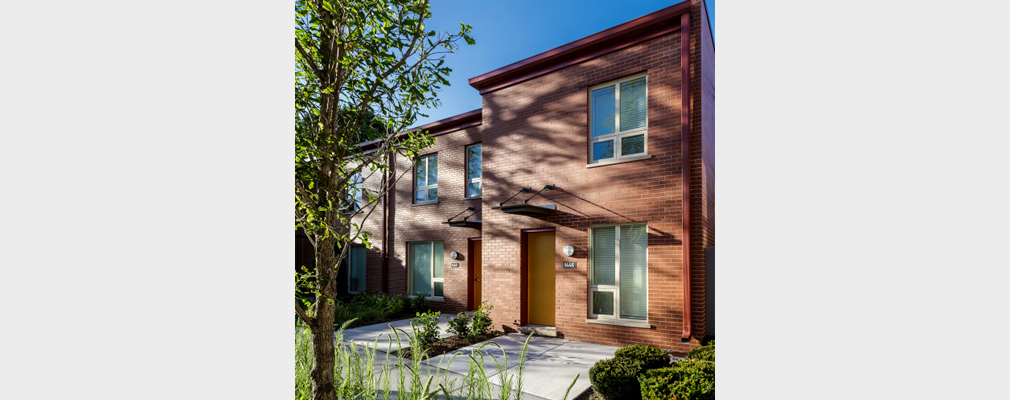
[517,324,557,337]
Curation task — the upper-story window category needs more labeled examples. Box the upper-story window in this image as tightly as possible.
[414,154,438,204]
[465,144,482,198]
[590,74,648,163]
[344,172,363,213]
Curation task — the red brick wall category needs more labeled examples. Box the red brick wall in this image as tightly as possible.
[695,0,716,339]
[386,125,484,315]
[474,0,708,354]
[347,162,388,295]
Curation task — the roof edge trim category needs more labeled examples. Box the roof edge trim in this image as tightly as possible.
[468,1,693,95]
[357,109,481,150]
[411,108,482,136]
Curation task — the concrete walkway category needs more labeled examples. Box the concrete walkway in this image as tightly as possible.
[333,317,618,400]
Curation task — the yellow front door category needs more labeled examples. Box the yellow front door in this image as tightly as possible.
[528,231,556,326]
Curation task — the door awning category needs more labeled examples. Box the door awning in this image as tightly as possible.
[492,203,556,215]
[492,185,557,216]
[446,220,482,228]
[443,206,481,229]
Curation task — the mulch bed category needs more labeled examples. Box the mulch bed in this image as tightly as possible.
[396,330,506,360]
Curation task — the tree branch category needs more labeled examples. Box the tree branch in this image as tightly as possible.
[295,39,325,81]
[295,298,313,325]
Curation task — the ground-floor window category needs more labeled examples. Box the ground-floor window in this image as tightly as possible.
[589,224,647,320]
[345,244,367,294]
[408,241,444,299]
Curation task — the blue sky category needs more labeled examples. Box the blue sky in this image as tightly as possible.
[414,0,714,126]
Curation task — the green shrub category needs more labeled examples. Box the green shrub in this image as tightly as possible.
[687,340,714,362]
[411,310,441,352]
[615,344,671,370]
[470,301,494,337]
[447,312,471,339]
[333,297,387,327]
[383,294,407,315]
[639,359,715,400]
[589,357,645,400]
[350,292,379,307]
[408,292,429,313]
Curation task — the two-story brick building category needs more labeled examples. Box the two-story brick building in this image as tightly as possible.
[297,0,714,353]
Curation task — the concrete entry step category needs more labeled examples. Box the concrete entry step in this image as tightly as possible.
[517,324,557,337]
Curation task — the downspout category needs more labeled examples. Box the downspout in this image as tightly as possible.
[679,11,693,342]
[381,152,390,293]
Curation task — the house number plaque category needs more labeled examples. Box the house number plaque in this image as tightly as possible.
[562,262,577,269]
[451,263,459,268]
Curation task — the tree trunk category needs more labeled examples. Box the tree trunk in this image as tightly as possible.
[310,235,338,400]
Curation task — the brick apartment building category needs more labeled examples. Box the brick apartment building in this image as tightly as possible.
[297,0,714,353]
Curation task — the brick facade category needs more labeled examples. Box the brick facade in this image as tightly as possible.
[386,124,484,315]
[297,0,713,354]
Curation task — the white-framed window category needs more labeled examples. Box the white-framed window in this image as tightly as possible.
[414,154,438,204]
[589,74,648,163]
[408,241,444,299]
[345,244,366,294]
[465,144,482,198]
[344,172,363,213]
[589,224,648,320]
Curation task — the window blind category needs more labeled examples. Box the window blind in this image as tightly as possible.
[433,242,444,279]
[427,154,438,184]
[619,225,647,320]
[592,227,616,285]
[410,242,432,296]
[467,145,481,181]
[433,242,444,296]
[619,77,647,131]
[591,86,615,137]
[467,145,481,197]
[414,160,426,203]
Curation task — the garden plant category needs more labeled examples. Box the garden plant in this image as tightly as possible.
[295,320,581,400]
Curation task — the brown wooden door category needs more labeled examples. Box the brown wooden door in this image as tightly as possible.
[528,231,556,326]
[472,240,482,310]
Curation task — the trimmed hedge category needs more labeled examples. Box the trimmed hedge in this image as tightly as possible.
[639,359,715,400]
[589,357,645,400]
[686,340,715,362]
[615,344,671,370]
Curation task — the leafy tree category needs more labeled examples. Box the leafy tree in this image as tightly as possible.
[294,1,473,399]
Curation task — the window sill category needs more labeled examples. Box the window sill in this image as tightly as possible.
[425,296,444,302]
[412,201,439,207]
[463,196,482,200]
[585,318,652,329]
[586,154,653,168]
